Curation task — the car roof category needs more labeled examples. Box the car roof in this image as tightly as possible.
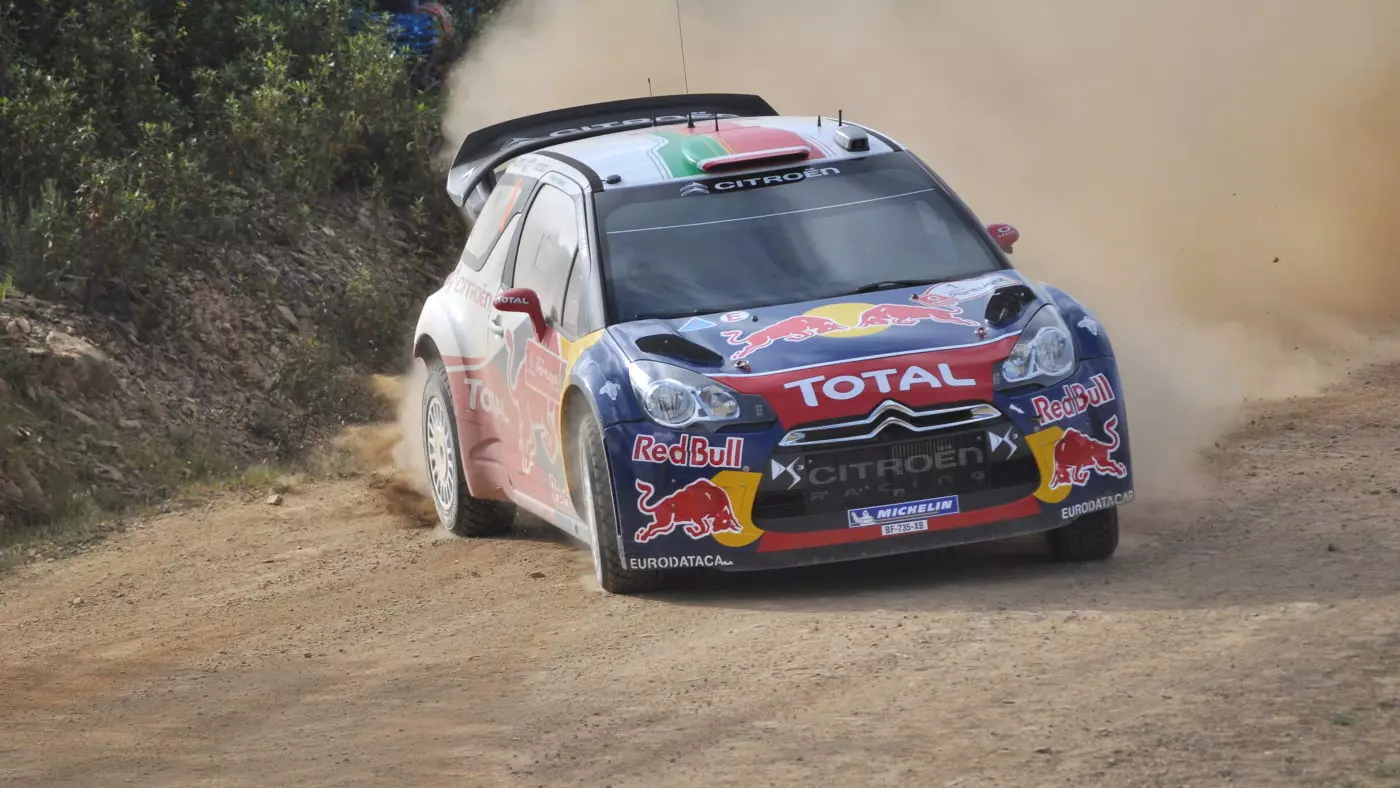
[535,115,901,190]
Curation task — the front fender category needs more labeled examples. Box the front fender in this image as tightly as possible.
[1042,284,1114,360]
[566,330,641,429]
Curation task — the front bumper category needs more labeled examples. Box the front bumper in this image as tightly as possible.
[604,357,1135,573]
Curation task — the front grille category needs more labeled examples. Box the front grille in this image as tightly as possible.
[755,414,1039,531]
[778,401,1001,448]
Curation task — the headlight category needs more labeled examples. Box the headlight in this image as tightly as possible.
[996,305,1076,389]
[628,360,772,430]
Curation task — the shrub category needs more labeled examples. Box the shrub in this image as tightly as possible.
[0,0,464,325]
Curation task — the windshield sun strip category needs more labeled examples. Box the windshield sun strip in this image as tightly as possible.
[602,187,938,236]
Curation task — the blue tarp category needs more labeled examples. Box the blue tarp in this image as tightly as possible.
[349,9,441,59]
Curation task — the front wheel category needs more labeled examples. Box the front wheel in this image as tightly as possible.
[1045,506,1119,561]
[422,358,514,536]
[571,410,661,595]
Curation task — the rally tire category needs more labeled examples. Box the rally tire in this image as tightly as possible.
[422,358,514,537]
[1046,506,1119,562]
[571,410,662,595]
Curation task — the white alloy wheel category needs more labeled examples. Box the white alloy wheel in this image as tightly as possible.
[425,394,456,517]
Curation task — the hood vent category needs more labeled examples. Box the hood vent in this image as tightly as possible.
[634,334,724,367]
[984,284,1038,327]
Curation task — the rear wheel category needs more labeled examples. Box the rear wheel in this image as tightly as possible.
[1045,506,1119,561]
[422,358,514,536]
[570,408,662,595]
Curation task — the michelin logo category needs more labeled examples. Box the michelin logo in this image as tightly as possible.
[848,495,960,528]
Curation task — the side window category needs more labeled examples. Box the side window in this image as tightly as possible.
[462,172,526,269]
[483,213,522,275]
[560,254,591,336]
[512,184,580,323]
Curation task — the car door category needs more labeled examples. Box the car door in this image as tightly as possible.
[486,172,585,514]
[444,165,531,495]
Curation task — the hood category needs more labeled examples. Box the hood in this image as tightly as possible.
[608,270,1045,375]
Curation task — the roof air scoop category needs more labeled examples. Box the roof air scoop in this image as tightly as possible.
[697,146,813,173]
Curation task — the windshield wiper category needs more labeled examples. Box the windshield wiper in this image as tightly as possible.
[629,307,721,322]
[839,279,944,297]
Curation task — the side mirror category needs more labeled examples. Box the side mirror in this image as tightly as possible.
[493,287,547,338]
[987,223,1019,254]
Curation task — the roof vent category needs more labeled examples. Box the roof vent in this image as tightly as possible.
[697,146,812,172]
[834,125,869,152]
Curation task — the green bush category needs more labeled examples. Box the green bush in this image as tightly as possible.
[0,0,463,320]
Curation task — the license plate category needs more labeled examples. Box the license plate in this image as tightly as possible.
[881,519,929,537]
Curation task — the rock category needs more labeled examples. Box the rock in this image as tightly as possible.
[94,463,126,483]
[529,571,546,579]
[11,460,50,521]
[70,597,85,606]
[1381,754,1400,776]
[91,439,125,457]
[265,494,283,506]
[64,407,98,427]
[40,331,115,397]
[275,305,299,329]
[0,474,26,506]
[241,356,266,385]
[5,317,30,337]
[118,418,142,431]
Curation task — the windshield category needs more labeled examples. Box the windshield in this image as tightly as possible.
[594,152,1004,323]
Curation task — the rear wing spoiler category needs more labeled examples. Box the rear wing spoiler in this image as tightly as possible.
[445,93,779,213]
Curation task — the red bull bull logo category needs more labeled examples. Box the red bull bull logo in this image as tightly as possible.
[856,302,979,329]
[717,275,1016,360]
[721,314,847,359]
[634,479,744,543]
[1049,415,1128,488]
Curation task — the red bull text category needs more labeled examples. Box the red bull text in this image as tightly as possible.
[1031,374,1116,425]
[632,434,744,469]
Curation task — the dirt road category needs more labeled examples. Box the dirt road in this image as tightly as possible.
[3,363,1400,787]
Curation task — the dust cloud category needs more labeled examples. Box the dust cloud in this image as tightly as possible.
[439,0,1400,498]
[335,366,438,526]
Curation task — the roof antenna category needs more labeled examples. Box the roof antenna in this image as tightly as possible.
[674,0,691,94]
[686,111,695,129]
[647,78,657,126]
[714,112,720,133]
[817,114,823,127]
[838,109,844,127]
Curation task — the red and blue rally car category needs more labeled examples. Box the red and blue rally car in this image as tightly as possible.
[413,93,1134,593]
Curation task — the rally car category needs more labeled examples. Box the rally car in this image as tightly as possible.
[413,93,1134,594]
